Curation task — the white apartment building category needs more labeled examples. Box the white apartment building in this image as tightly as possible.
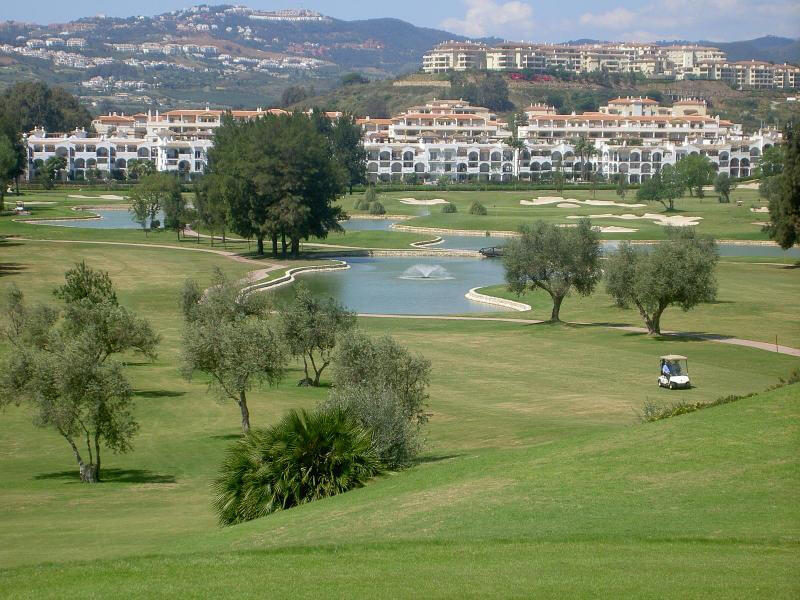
[361,98,779,184]
[25,100,779,184]
[422,41,799,88]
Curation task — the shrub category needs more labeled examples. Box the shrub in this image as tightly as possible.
[469,200,487,215]
[441,202,457,213]
[213,406,379,526]
[326,385,422,469]
[369,200,386,215]
[329,332,430,467]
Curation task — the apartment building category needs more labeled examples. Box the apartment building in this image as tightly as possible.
[361,99,778,184]
[680,59,800,89]
[422,41,799,88]
[25,100,778,184]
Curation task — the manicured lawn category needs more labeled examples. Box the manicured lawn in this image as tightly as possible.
[479,260,800,347]
[342,187,773,241]
[0,227,797,597]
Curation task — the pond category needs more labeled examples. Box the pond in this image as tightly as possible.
[270,256,505,315]
[31,209,165,229]
[341,218,800,258]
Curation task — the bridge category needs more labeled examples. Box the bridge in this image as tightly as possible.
[479,246,505,258]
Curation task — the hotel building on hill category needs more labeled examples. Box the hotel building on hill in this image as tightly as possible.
[25,99,779,184]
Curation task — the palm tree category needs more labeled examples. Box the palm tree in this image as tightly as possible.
[572,137,597,182]
[506,135,526,182]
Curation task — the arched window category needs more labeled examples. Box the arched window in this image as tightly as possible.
[391,162,402,172]
[379,151,390,161]
[115,158,126,169]
[502,163,513,173]
[551,151,562,162]
[367,162,379,172]
[490,151,501,162]
[138,147,150,157]
[96,147,108,158]
[479,163,490,173]
[414,163,426,173]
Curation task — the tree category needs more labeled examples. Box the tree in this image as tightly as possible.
[277,284,356,386]
[160,177,188,240]
[181,270,287,433]
[340,73,369,86]
[503,219,602,322]
[194,173,230,245]
[280,85,310,107]
[759,144,785,178]
[636,165,685,211]
[714,172,736,203]
[0,82,92,133]
[676,154,714,197]
[331,333,431,415]
[330,112,367,194]
[766,128,800,249]
[128,172,179,235]
[0,264,158,482]
[615,173,628,201]
[126,158,155,180]
[553,161,565,194]
[572,138,597,181]
[605,228,719,335]
[44,155,67,183]
[0,135,18,211]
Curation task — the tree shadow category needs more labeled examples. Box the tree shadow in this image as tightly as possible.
[413,454,462,465]
[210,433,242,441]
[34,468,176,484]
[781,262,800,270]
[0,262,27,277]
[134,390,186,399]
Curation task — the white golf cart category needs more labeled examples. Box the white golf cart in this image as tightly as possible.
[658,354,690,390]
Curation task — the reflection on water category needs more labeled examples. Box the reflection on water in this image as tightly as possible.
[32,209,165,229]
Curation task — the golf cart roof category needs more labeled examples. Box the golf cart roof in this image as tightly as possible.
[660,354,687,360]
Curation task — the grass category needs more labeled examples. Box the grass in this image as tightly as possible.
[341,186,776,241]
[477,260,800,347]
[0,219,798,597]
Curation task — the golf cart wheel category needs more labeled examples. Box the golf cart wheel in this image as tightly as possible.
[669,382,676,390]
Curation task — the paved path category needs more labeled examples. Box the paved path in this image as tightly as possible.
[358,314,800,357]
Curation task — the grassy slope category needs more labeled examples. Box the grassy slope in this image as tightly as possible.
[1,384,797,598]
[480,260,800,348]
[0,227,798,597]
[343,187,774,241]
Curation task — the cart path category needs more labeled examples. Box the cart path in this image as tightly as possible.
[358,314,800,357]
[11,237,287,283]
[10,238,799,357]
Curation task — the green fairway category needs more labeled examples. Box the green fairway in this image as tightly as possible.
[341,186,774,241]
[0,224,797,597]
[479,259,800,347]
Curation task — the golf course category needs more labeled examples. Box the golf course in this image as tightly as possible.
[0,186,798,598]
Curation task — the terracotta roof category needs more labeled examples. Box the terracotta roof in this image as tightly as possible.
[607,97,659,105]
[673,99,705,105]
[95,115,135,123]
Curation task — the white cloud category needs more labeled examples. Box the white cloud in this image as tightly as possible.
[440,0,534,38]
[579,8,636,30]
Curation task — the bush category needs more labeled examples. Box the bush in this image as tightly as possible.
[326,385,422,469]
[469,200,487,215]
[329,332,430,467]
[369,200,386,215]
[441,202,457,213]
[212,406,379,526]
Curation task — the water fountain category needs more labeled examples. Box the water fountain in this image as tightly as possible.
[400,264,453,280]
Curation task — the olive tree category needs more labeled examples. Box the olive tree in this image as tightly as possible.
[605,228,719,335]
[714,173,736,203]
[277,284,356,386]
[181,270,287,433]
[326,331,431,467]
[0,264,159,483]
[503,218,602,322]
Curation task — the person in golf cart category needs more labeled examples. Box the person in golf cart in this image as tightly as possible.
[658,355,690,389]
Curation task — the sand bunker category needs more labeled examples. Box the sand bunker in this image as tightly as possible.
[521,196,645,208]
[567,213,703,227]
[750,207,769,213]
[68,194,127,200]
[398,198,449,205]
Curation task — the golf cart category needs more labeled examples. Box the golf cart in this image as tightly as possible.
[658,355,690,390]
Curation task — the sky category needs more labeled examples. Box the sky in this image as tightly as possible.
[4,0,799,42]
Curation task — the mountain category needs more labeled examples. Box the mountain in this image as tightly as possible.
[655,36,800,63]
